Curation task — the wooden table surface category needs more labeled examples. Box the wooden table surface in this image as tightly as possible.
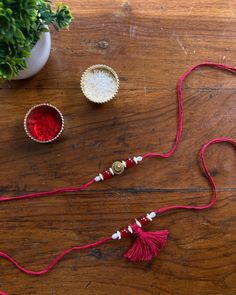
[1,0,236,294]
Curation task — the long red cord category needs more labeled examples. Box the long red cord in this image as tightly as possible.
[0,178,95,202]
[156,137,236,215]
[0,62,236,280]
[0,237,112,276]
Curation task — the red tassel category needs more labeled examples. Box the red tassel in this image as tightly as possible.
[124,225,169,262]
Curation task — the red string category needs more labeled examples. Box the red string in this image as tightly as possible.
[0,62,236,280]
[155,137,236,215]
[143,62,236,160]
[0,178,95,202]
[0,237,112,276]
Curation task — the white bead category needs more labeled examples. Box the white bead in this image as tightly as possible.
[135,219,142,227]
[99,173,104,181]
[146,212,156,221]
[136,156,143,162]
[128,225,133,234]
[95,176,101,182]
[146,213,152,221]
[117,231,121,239]
[133,156,142,164]
[150,212,156,219]
[122,160,126,168]
[133,157,138,164]
[109,168,114,175]
[112,232,119,240]
[112,231,122,240]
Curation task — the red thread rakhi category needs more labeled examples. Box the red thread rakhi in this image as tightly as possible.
[0,62,236,280]
[24,103,64,143]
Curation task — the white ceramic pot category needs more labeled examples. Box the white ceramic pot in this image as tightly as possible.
[13,29,51,80]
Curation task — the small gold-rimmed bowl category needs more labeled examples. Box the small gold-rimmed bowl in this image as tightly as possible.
[24,103,64,143]
[81,64,119,103]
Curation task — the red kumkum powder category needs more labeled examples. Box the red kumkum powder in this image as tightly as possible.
[25,105,63,142]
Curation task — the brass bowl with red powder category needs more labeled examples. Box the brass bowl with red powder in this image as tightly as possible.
[24,103,64,143]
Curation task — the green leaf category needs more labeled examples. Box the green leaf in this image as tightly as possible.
[0,0,72,80]
[0,62,14,79]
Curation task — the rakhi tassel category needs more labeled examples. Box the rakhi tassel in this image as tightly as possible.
[112,212,169,262]
[124,225,169,262]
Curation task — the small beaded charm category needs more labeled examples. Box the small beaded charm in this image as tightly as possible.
[111,161,124,174]
[94,156,143,182]
[111,211,169,262]
[112,212,157,240]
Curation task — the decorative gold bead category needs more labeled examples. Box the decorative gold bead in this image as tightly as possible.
[112,161,125,174]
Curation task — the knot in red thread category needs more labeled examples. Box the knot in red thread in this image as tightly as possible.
[131,224,143,236]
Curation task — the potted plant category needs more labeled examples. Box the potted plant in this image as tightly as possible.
[0,0,73,80]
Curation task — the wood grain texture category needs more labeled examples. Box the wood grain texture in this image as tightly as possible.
[0,0,236,294]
